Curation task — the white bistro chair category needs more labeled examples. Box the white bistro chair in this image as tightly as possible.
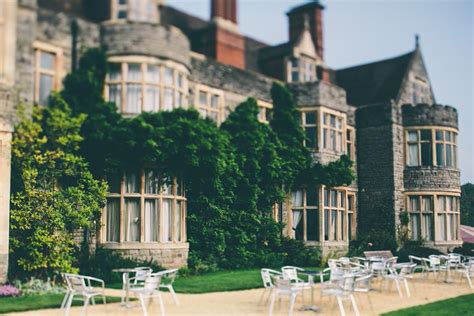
[259,268,282,304]
[320,273,360,316]
[383,263,417,297]
[156,268,180,305]
[455,261,474,288]
[268,276,303,316]
[281,266,311,302]
[129,273,165,316]
[62,273,106,316]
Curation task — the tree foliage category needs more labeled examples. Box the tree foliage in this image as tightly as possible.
[461,183,474,226]
[10,95,107,279]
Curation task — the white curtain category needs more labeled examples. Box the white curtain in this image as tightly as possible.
[126,84,141,114]
[125,171,139,193]
[292,209,302,238]
[176,201,183,242]
[422,214,433,241]
[144,199,158,242]
[108,84,122,110]
[39,74,53,104]
[106,199,120,242]
[164,88,173,111]
[144,86,159,112]
[144,169,159,194]
[162,199,172,242]
[408,144,419,166]
[291,190,303,207]
[411,214,420,241]
[124,198,140,242]
[439,214,446,241]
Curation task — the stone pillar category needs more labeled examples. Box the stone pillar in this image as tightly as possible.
[0,117,13,283]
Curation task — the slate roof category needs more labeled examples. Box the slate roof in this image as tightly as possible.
[336,50,415,106]
[190,56,274,102]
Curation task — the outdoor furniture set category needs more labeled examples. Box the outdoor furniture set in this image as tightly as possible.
[262,252,474,316]
[61,267,179,316]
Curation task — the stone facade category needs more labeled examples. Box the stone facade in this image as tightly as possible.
[0,0,463,280]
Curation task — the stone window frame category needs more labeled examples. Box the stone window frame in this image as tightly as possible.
[299,106,347,154]
[346,126,356,160]
[286,56,317,83]
[404,192,460,243]
[291,189,319,242]
[323,187,346,242]
[321,110,345,153]
[102,169,186,245]
[194,84,224,124]
[105,56,188,115]
[258,100,273,124]
[110,0,158,23]
[347,192,356,241]
[405,127,458,168]
[33,41,63,105]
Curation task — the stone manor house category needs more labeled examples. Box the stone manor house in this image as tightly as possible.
[0,0,462,281]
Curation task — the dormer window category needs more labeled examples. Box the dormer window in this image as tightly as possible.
[287,57,317,83]
[112,0,158,23]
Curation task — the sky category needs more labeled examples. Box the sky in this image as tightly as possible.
[168,0,474,184]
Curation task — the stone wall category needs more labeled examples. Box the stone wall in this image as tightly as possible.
[289,81,348,112]
[402,103,458,128]
[404,168,461,193]
[101,22,190,67]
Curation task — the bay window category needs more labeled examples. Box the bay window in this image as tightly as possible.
[323,188,345,241]
[291,189,319,241]
[407,195,434,241]
[322,113,343,152]
[106,58,188,114]
[406,128,458,168]
[104,169,186,243]
[437,196,460,241]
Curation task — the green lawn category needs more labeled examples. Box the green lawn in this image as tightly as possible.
[108,267,322,294]
[382,294,474,316]
[0,294,121,314]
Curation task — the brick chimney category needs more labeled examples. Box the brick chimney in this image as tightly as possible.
[287,1,325,60]
[199,0,245,69]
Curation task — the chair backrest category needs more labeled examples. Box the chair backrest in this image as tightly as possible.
[399,263,417,277]
[158,268,179,285]
[134,267,152,283]
[66,274,86,292]
[448,253,463,264]
[143,273,162,292]
[281,266,302,282]
[408,255,422,264]
[275,276,293,292]
[384,257,398,269]
[328,259,341,270]
[261,269,281,289]
[429,255,441,266]
[355,273,373,291]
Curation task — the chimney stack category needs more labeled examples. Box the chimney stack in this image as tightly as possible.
[287,1,325,60]
[199,0,245,69]
[211,0,237,24]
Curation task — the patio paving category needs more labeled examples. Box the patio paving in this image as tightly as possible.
[3,273,473,316]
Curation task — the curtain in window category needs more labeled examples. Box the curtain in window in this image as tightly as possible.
[164,68,173,85]
[408,144,419,166]
[39,74,53,104]
[411,214,420,241]
[125,172,140,193]
[176,201,183,242]
[127,63,141,80]
[108,63,121,81]
[162,199,172,242]
[164,88,173,111]
[144,86,159,112]
[124,198,140,242]
[144,199,158,242]
[332,210,337,240]
[146,65,159,83]
[291,190,303,207]
[108,84,122,110]
[106,198,120,242]
[145,169,159,194]
[292,209,302,239]
[126,84,141,113]
[438,214,446,241]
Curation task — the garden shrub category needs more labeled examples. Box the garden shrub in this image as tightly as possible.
[452,243,474,257]
[397,244,444,262]
[0,285,21,297]
[348,229,398,257]
[280,238,321,267]
[12,278,65,296]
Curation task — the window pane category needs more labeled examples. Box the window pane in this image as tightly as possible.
[305,112,316,125]
[421,143,432,166]
[108,63,121,81]
[409,196,420,212]
[107,173,121,193]
[161,177,173,195]
[40,51,55,70]
[423,214,433,241]
[176,178,185,196]
[146,64,159,83]
[420,129,431,141]
[177,74,184,88]
[144,169,159,194]
[330,115,336,127]
[323,129,328,149]
[118,10,127,19]
[330,130,336,150]
[106,198,120,242]
[39,74,53,104]
[439,214,446,240]
[446,144,453,167]
[176,200,184,242]
[332,210,337,240]
[291,71,299,82]
[144,86,159,112]
[324,189,329,207]
[410,214,420,241]
[144,199,158,242]
[294,210,304,240]
[108,84,122,110]
[324,209,329,241]
[126,84,141,113]
[162,199,172,242]
[210,95,219,109]
[127,63,141,81]
[435,130,444,141]
[292,190,303,207]
[307,189,318,206]
[436,143,445,166]
[437,196,446,212]
[348,195,354,212]
[340,210,344,240]
[124,198,140,242]
[446,131,452,142]
[164,68,173,85]
[348,213,353,240]
[199,91,207,105]
[125,171,140,193]
[164,88,173,111]
[306,209,319,241]
[407,131,418,142]
[331,190,337,207]
[422,196,433,212]
[305,127,316,148]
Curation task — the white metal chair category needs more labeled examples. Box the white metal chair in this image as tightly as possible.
[259,268,282,305]
[281,266,311,301]
[320,273,360,316]
[454,261,474,288]
[156,268,180,305]
[62,273,106,316]
[383,263,416,297]
[129,273,165,316]
[132,267,153,285]
[268,276,303,316]
[408,255,426,275]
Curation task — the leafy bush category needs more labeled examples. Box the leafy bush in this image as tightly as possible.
[452,243,474,257]
[0,284,21,297]
[12,278,64,296]
[397,245,444,262]
[79,247,163,284]
[281,238,321,267]
[348,229,398,257]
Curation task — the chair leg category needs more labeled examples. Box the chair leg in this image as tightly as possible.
[466,273,473,289]
[60,292,70,309]
[157,292,166,316]
[350,294,360,316]
[169,285,180,305]
[268,292,277,316]
[65,293,74,316]
[81,297,90,316]
[336,296,346,316]
[258,289,267,305]
[288,294,296,316]
[394,280,403,297]
[139,295,148,316]
[403,279,411,297]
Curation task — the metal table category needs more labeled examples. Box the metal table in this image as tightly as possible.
[112,268,137,308]
[299,270,321,312]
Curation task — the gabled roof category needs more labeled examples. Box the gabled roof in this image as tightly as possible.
[336,50,416,106]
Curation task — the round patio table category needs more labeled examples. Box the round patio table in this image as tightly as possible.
[299,270,321,312]
[112,268,137,308]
